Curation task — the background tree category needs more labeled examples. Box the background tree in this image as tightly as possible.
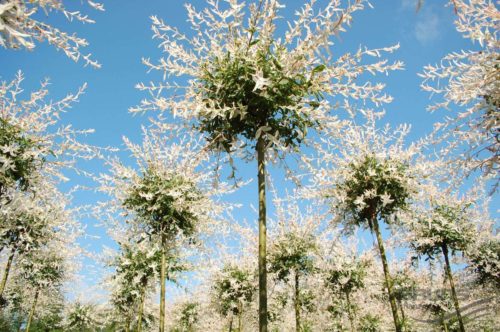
[65,302,99,332]
[359,314,382,332]
[172,301,200,332]
[467,238,500,289]
[0,117,41,196]
[108,242,166,332]
[269,231,316,332]
[99,128,225,332]
[0,282,65,332]
[422,291,455,332]
[122,166,201,332]
[0,72,97,207]
[410,196,477,332]
[18,249,65,332]
[0,187,70,300]
[325,256,369,332]
[212,264,255,332]
[132,2,403,329]
[391,270,417,330]
[0,71,100,303]
[309,111,421,332]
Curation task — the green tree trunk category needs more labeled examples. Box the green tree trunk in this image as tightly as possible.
[137,286,146,332]
[0,248,16,299]
[397,299,406,329]
[371,217,401,332]
[125,316,131,332]
[441,244,465,332]
[346,291,355,332]
[159,235,166,332]
[229,316,233,332]
[294,271,300,332]
[238,301,243,332]
[257,136,267,332]
[25,289,39,332]
[441,315,449,332]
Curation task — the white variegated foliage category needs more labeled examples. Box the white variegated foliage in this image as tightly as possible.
[0,0,104,67]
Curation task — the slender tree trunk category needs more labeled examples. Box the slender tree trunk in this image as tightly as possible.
[346,291,355,332]
[159,235,166,332]
[125,316,131,332]
[398,300,406,322]
[238,301,243,332]
[440,314,449,332]
[25,289,39,332]
[397,299,406,329]
[441,244,465,332]
[0,247,16,299]
[137,286,146,332]
[229,316,233,332]
[371,216,401,332]
[294,271,300,332]
[257,136,267,332]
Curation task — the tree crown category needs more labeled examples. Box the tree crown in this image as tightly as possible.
[123,167,202,238]
[269,232,316,282]
[338,154,412,225]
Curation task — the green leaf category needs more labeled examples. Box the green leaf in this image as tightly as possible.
[312,64,326,73]
[250,39,260,46]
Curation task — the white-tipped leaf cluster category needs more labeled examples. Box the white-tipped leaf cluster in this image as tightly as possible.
[132,0,402,156]
[0,0,103,67]
[420,0,499,186]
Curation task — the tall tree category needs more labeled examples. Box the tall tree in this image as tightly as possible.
[133,2,402,329]
[123,168,200,332]
[100,129,224,332]
[311,112,421,332]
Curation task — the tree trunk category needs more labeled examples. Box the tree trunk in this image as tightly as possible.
[397,299,406,329]
[346,291,355,332]
[25,289,39,332]
[125,316,131,332]
[441,244,465,332]
[257,136,267,332]
[229,316,233,332]
[398,300,406,326]
[159,235,166,332]
[294,271,300,332]
[441,315,449,332]
[238,301,243,332]
[137,286,146,332]
[0,248,16,299]
[371,217,401,332]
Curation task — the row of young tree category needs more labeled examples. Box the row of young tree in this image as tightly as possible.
[0,0,498,331]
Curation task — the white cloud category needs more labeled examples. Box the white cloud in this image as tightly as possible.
[401,0,417,11]
[414,9,442,44]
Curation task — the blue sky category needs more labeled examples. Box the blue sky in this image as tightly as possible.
[1,0,489,300]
